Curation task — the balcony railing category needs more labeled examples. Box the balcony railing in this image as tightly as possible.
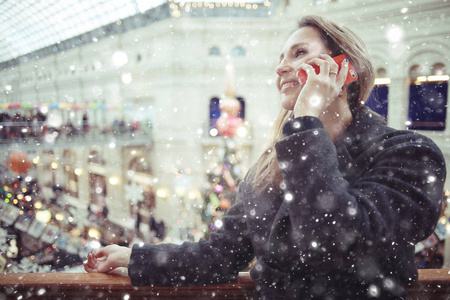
[0,269,449,299]
[0,121,152,150]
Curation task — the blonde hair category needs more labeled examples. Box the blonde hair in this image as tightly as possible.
[252,15,375,193]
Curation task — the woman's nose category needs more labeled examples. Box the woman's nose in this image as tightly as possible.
[276,60,293,76]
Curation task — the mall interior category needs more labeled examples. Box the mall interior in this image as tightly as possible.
[0,0,449,274]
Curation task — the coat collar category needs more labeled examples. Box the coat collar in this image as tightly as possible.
[336,106,387,150]
[334,107,387,178]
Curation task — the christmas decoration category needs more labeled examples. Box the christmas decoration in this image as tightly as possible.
[214,61,244,137]
[0,101,138,111]
[201,61,247,238]
[0,175,134,273]
[6,152,32,174]
[6,238,18,258]
[216,112,243,137]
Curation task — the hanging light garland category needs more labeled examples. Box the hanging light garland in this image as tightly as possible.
[0,102,136,111]
[167,1,271,17]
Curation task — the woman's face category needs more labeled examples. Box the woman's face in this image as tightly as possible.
[276,26,332,111]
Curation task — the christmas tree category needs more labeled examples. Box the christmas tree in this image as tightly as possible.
[201,61,247,239]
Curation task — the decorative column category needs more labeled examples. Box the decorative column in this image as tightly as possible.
[386,76,409,130]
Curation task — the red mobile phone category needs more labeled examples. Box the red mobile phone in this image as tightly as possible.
[297,54,358,86]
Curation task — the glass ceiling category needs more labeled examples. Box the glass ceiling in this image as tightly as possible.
[0,0,166,65]
[0,0,269,66]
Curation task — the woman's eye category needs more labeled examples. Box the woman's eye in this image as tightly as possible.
[295,50,307,57]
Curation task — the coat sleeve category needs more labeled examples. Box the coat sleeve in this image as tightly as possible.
[127,182,254,286]
[273,115,446,269]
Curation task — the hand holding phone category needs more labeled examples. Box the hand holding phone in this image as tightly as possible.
[297,54,358,86]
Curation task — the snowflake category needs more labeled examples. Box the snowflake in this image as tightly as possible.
[69,206,89,226]
[125,181,144,206]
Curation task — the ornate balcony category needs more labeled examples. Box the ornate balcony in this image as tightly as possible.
[0,120,152,151]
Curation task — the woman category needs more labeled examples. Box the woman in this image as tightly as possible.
[85,15,446,299]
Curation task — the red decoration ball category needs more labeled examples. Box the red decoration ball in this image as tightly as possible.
[7,152,32,174]
[220,198,231,210]
[216,115,243,137]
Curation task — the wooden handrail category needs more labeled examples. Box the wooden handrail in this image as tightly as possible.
[0,269,449,299]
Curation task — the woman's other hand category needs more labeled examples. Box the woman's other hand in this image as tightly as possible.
[83,244,132,273]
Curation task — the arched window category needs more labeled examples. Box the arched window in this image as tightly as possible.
[409,64,423,79]
[63,150,78,197]
[431,63,446,75]
[209,97,221,137]
[366,67,389,120]
[127,156,155,226]
[88,150,105,165]
[232,46,246,57]
[407,64,447,131]
[209,97,245,137]
[376,67,387,78]
[236,97,245,119]
[129,156,152,174]
[89,173,107,207]
[208,46,221,56]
